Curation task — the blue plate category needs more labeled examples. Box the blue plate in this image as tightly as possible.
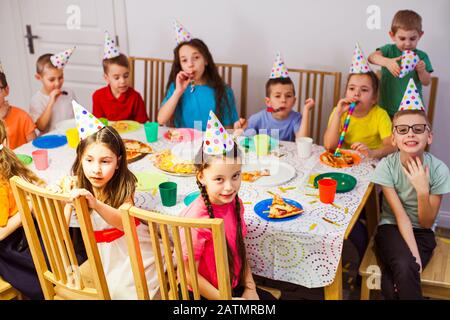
[32,135,67,149]
[240,136,279,152]
[254,198,303,222]
[184,191,200,206]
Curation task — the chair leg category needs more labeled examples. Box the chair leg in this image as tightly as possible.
[360,276,370,300]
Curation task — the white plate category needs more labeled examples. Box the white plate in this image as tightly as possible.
[171,140,202,162]
[241,161,296,187]
[54,118,76,132]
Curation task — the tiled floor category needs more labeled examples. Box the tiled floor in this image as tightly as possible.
[254,228,450,300]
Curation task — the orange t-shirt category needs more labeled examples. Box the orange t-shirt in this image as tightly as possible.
[3,106,36,149]
[0,179,18,227]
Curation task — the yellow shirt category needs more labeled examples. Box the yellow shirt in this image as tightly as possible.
[328,105,392,150]
[0,179,18,227]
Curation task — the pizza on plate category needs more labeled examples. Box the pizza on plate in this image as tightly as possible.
[166,129,182,142]
[111,121,129,133]
[123,139,153,163]
[152,150,196,175]
[268,194,304,219]
[320,151,355,168]
[242,169,270,182]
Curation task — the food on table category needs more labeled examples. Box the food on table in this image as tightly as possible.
[268,193,304,219]
[166,129,182,142]
[46,175,77,194]
[320,150,355,168]
[111,121,130,133]
[123,139,153,163]
[152,150,196,175]
[242,169,270,182]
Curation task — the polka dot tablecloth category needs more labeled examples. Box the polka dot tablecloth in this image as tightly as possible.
[15,125,378,289]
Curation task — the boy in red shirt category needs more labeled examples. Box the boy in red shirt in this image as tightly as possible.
[92,31,148,123]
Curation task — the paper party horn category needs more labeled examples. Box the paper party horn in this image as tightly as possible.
[334,102,356,157]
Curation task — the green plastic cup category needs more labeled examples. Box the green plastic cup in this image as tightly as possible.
[144,122,159,143]
[99,118,109,126]
[159,181,177,207]
[253,134,271,156]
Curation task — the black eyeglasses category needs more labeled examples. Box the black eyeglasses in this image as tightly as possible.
[394,124,429,135]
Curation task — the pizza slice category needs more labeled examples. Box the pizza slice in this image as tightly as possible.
[242,169,270,182]
[268,194,304,219]
[167,129,182,142]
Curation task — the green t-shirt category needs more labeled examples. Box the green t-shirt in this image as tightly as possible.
[378,44,433,117]
[371,152,450,229]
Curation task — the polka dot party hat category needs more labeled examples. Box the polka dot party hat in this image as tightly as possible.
[349,42,371,74]
[203,110,234,155]
[269,52,289,79]
[174,19,192,45]
[399,50,420,78]
[72,100,105,140]
[398,78,425,111]
[50,47,76,69]
[103,31,120,60]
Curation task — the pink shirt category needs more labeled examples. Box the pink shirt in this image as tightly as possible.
[180,196,247,289]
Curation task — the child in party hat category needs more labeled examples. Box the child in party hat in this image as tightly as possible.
[158,20,244,131]
[92,31,148,123]
[242,52,315,142]
[0,63,36,149]
[324,43,396,160]
[30,47,77,133]
[371,85,449,299]
[368,9,433,117]
[178,111,275,300]
[65,100,158,299]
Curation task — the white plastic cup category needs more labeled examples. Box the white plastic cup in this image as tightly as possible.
[296,137,313,158]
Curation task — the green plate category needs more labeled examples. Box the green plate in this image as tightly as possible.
[16,154,32,165]
[314,172,357,193]
[239,136,279,152]
[135,172,168,191]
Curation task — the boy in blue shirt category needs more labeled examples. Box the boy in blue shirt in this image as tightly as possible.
[243,53,314,142]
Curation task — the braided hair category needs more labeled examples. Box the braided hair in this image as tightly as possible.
[194,142,247,287]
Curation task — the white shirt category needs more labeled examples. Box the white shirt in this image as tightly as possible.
[29,87,76,133]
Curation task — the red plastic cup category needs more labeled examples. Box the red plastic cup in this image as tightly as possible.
[318,178,337,204]
[32,149,49,170]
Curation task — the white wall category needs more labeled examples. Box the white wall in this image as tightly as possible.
[126,0,450,223]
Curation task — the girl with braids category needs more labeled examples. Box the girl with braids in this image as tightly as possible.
[179,111,274,300]
[64,102,159,299]
[0,119,45,299]
[158,21,246,131]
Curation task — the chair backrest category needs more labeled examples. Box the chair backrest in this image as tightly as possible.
[128,56,248,122]
[9,176,110,300]
[375,70,438,127]
[287,68,342,144]
[120,204,231,300]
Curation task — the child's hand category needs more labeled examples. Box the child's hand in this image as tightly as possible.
[69,188,98,209]
[415,60,426,73]
[233,118,248,130]
[232,297,246,300]
[336,97,357,116]
[49,89,62,104]
[385,56,402,77]
[402,157,430,195]
[303,98,315,113]
[242,288,259,300]
[350,142,373,158]
[175,71,193,94]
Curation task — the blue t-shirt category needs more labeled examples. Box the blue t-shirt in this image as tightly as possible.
[244,109,302,142]
[161,83,239,130]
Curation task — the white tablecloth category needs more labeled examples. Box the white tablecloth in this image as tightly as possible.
[15,124,377,288]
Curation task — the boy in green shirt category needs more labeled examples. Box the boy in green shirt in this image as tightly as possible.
[368,10,433,117]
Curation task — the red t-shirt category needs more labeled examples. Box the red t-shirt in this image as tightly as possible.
[180,196,247,289]
[3,106,36,149]
[92,86,148,123]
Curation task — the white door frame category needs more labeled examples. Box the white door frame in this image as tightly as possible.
[8,0,129,108]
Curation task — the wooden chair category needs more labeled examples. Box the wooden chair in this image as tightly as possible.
[9,176,110,300]
[359,236,450,300]
[375,71,438,127]
[120,203,232,300]
[0,276,22,300]
[287,68,341,145]
[128,56,248,122]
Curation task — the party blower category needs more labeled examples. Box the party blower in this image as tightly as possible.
[334,101,356,157]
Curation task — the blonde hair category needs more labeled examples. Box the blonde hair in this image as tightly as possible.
[71,126,136,208]
[392,109,431,129]
[0,120,44,185]
[391,10,423,34]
